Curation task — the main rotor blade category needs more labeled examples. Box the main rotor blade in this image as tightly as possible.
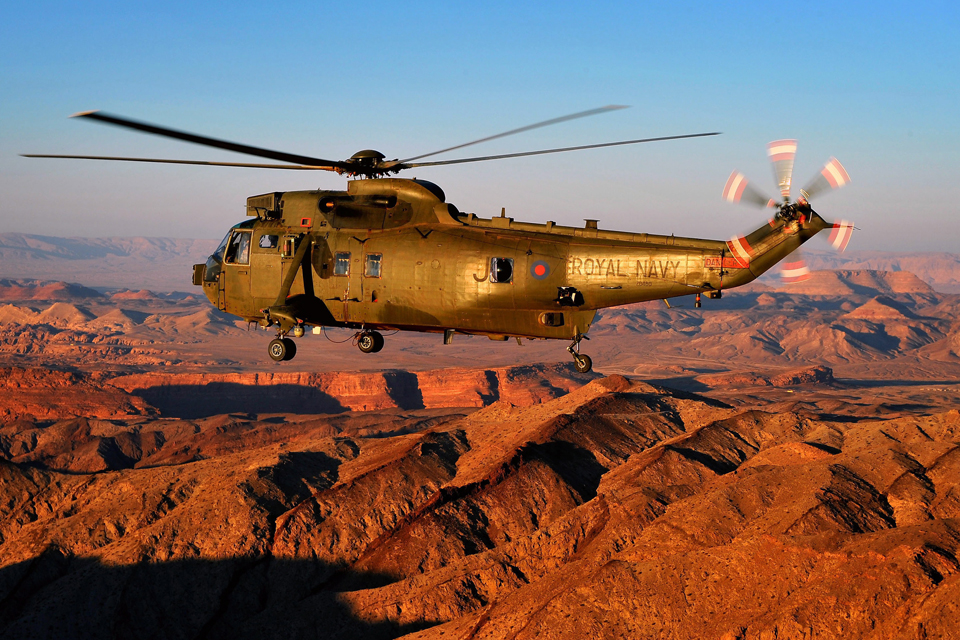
[767,139,797,201]
[70,111,345,168]
[399,105,629,163]
[404,132,721,168]
[21,154,339,170]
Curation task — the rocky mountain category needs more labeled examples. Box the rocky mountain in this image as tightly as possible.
[594,271,960,377]
[775,269,936,296]
[800,249,960,293]
[1,373,957,638]
[3,239,960,638]
[0,279,103,301]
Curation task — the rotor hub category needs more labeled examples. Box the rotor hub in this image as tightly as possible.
[349,149,386,162]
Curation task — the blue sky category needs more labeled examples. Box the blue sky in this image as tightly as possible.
[1,1,957,250]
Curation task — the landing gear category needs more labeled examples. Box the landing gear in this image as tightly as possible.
[567,334,592,373]
[356,331,384,354]
[573,353,593,374]
[268,337,297,362]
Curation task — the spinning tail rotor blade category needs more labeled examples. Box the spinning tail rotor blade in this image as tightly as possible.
[800,157,851,201]
[780,253,811,284]
[721,171,777,208]
[767,139,797,201]
[828,220,855,252]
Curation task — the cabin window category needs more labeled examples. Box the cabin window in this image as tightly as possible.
[224,231,251,265]
[490,257,514,283]
[334,252,351,276]
[364,253,382,278]
[538,312,565,327]
[259,234,279,249]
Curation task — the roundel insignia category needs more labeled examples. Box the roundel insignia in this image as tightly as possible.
[530,260,550,280]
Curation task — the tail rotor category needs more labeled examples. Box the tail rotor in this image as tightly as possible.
[721,139,854,285]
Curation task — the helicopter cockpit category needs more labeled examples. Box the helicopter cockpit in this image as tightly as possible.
[204,220,255,283]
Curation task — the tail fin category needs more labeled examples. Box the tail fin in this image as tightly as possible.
[722,210,829,284]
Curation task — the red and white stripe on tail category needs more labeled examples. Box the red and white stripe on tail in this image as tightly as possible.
[726,235,753,265]
[828,220,855,252]
[781,259,811,284]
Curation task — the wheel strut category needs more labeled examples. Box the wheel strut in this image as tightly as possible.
[566,334,593,373]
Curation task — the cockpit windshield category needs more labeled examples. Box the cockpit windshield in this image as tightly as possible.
[204,230,233,283]
[212,230,231,261]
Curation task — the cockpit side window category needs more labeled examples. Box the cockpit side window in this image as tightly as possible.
[258,234,279,249]
[224,231,252,265]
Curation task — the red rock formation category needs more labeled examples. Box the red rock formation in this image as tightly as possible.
[2,375,957,638]
[108,363,590,415]
[0,367,155,421]
[697,364,835,388]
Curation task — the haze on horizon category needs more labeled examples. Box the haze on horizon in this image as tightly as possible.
[1,1,957,252]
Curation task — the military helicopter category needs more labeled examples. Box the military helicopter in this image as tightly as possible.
[24,108,852,372]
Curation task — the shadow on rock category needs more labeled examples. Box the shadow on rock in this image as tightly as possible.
[133,383,348,418]
[0,549,435,640]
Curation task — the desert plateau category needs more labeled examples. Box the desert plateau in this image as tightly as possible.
[2,235,960,639]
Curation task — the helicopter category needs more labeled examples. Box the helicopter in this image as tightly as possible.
[24,108,852,373]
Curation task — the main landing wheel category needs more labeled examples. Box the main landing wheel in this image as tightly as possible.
[357,331,384,354]
[573,354,593,374]
[268,337,297,362]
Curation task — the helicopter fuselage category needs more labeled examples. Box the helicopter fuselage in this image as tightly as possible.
[195,177,826,346]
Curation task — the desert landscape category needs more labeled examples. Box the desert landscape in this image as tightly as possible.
[2,234,959,638]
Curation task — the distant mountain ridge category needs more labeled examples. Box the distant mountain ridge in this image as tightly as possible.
[775,269,936,296]
[796,248,960,293]
[0,233,217,291]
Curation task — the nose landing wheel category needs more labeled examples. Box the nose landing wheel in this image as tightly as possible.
[268,337,297,362]
[357,331,384,354]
